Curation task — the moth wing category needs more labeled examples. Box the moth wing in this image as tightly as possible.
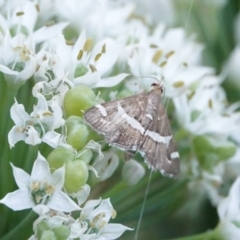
[139,104,180,177]
[84,92,149,151]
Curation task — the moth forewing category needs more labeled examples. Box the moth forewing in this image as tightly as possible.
[83,83,180,178]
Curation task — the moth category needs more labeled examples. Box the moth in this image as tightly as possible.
[84,83,180,178]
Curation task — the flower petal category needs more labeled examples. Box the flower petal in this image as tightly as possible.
[33,22,69,44]
[10,163,30,189]
[69,184,90,206]
[42,131,61,148]
[51,166,65,190]
[25,126,42,146]
[0,64,19,75]
[31,154,52,183]
[101,223,133,239]
[88,198,114,224]
[33,204,50,215]
[93,151,119,181]
[81,199,102,219]
[47,191,80,212]
[93,73,129,88]
[8,125,27,148]
[0,189,34,211]
[32,94,48,114]
[10,102,30,125]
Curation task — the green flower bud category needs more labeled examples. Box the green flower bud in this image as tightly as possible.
[193,135,236,171]
[47,147,75,171]
[122,159,145,186]
[36,221,50,239]
[52,226,70,240]
[216,142,236,161]
[40,230,55,240]
[47,148,89,193]
[64,85,96,118]
[36,221,70,240]
[65,160,89,193]
[66,116,90,150]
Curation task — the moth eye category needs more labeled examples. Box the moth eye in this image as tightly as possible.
[151,83,157,87]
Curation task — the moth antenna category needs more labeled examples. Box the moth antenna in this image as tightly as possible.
[131,74,165,87]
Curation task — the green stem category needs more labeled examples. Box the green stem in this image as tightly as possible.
[24,145,39,173]
[168,229,221,240]
[0,80,19,236]
[1,210,38,240]
[0,79,18,194]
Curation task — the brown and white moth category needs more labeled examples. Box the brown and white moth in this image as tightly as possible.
[84,83,180,178]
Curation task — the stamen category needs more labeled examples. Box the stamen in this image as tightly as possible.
[173,81,184,88]
[152,49,163,64]
[94,53,102,62]
[83,38,93,52]
[16,12,24,16]
[77,50,83,60]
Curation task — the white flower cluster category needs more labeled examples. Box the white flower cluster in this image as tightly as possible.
[0,153,131,239]
[0,0,240,239]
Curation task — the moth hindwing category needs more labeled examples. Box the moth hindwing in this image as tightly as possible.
[84,83,180,178]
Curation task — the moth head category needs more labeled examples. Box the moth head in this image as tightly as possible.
[150,82,164,95]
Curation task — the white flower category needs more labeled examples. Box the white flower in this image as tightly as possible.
[30,210,76,239]
[224,45,240,90]
[55,0,134,40]
[0,0,38,33]
[217,177,240,239]
[123,24,213,97]
[69,184,91,206]
[93,151,119,181]
[33,22,69,44]
[71,32,128,88]
[173,75,240,136]
[8,94,64,148]
[0,32,35,88]
[84,140,104,161]
[36,31,128,88]
[133,0,175,26]
[0,152,80,215]
[32,77,73,107]
[70,198,132,239]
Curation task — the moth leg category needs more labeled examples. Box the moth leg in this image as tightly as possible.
[124,150,136,161]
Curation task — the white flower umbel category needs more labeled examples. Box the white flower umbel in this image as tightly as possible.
[217,177,240,240]
[8,94,64,148]
[70,198,132,239]
[0,152,80,215]
[30,210,75,239]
